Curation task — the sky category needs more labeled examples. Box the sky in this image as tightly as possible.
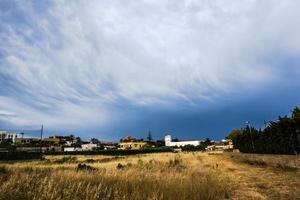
[0,0,300,141]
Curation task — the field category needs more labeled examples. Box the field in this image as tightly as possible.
[0,152,299,200]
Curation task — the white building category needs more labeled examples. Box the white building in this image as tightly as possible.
[81,143,97,151]
[0,131,20,143]
[165,135,202,147]
[64,147,82,152]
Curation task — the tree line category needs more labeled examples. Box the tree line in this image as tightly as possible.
[227,107,300,155]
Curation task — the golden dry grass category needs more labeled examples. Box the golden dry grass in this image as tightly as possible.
[0,152,299,200]
[0,153,231,200]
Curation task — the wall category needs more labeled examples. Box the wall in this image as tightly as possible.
[164,135,201,147]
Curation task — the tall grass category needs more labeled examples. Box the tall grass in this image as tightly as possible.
[0,153,231,200]
[227,153,300,171]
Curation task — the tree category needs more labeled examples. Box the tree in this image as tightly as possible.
[292,107,300,119]
[72,137,82,147]
[182,144,205,151]
[90,138,100,144]
[147,130,153,141]
[226,129,242,148]
[203,138,212,146]
[226,129,241,140]
[155,140,165,147]
[228,106,300,155]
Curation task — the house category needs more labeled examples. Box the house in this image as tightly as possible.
[15,137,39,144]
[101,141,117,150]
[119,141,147,150]
[43,135,79,146]
[64,147,82,152]
[43,137,61,144]
[81,143,97,151]
[0,131,21,144]
[164,135,202,147]
[119,136,147,150]
[16,146,62,152]
[205,139,234,151]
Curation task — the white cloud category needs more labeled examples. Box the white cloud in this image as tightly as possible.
[0,0,300,128]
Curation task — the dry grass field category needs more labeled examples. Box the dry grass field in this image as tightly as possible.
[0,152,299,200]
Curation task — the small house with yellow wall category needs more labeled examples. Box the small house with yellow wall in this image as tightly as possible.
[119,141,147,150]
[118,136,147,150]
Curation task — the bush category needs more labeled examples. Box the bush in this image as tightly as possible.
[0,166,8,174]
[54,156,77,164]
[243,159,266,166]
[181,144,206,152]
[168,157,186,171]
[116,163,125,170]
[84,159,96,163]
[76,163,97,172]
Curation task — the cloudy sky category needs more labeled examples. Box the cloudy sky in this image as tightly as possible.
[0,0,300,140]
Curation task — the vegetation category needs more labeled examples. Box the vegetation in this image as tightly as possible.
[44,148,172,156]
[227,153,300,171]
[0,152,42,161]
[0,153,232,200]
[0,152,299,200]
[181,144,206,151]
[227,107,300,154]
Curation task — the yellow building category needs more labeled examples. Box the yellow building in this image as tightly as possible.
[119,141,147,150]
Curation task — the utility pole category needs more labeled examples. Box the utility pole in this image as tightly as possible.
[40,125,43,156]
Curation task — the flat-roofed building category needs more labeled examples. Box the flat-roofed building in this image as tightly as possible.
[0,131,20,143]
[81,143,97,151]
[164,135,202,147]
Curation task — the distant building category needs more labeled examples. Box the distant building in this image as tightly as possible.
[101,142,118,150]
[164,135,202,147]
[16,146,62,152]
[103,145,117,150]
[43,137,61,144]
[15,137,39,144]
[81,143,97,151]
[205,139,233,151]
[0,131,20,143]
[119,141,147,150]
[64,147,82,152]
[44,135,78,145]
[119,136,147,150]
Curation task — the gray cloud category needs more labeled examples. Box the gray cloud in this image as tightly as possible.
[0,0,300,129]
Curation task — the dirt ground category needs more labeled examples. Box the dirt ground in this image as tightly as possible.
[206,153,300,200]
